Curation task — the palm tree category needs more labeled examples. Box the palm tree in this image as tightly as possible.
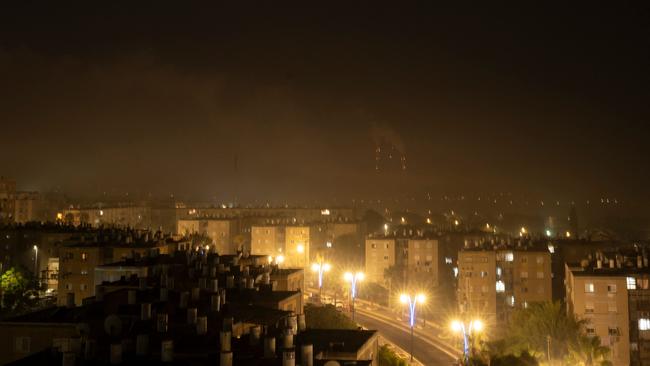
[566,335,612,366]
[506,301,586,362]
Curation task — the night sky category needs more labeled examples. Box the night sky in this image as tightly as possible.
[1,3,649,209]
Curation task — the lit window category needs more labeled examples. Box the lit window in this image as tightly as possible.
[504,252,514,262]
[445,257,453,264]
[453,267,459,277]
[608,302,617,313]
[608,327,619,336]
[585,283,595,293]
[536,271,544,279]
[586,327,596,335]
[520,271,528,279]
[639,318,650,331]
[496,280,505,293]
[627,277,637,290]
[536,256,544,264]
[607,284,617,293]
[496,267,502,277]
[81,252,88,261]
[585,302,594,313]
[480,271,488,278]
[507,295,515,307]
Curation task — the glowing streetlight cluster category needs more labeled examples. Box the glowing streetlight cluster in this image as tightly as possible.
[450,319,484,361]
[312,261,331,298]
[399,292,426,361]
[344,271,364,320]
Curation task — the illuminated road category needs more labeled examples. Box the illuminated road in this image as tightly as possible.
[354,306,459,366]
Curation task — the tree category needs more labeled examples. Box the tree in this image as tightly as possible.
[377,345,408,366]
[304,303,357,330]
[505,301,586,362]
[565,335,612,366]
[0,267,38,316]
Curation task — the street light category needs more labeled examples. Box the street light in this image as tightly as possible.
[33,245,38,285]
[344,271,364,321]
[400,292,425,362]
[276,255,285,266]
[450,319,484,363]
[312,261,331,298]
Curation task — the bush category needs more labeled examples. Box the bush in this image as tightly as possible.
[377,345,408,366]
[304,303,357,330]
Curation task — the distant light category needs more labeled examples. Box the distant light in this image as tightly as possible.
[548,244,555,254]
[99,210,104,216]
[426,218,432,224]
[297,244,305,253]
[451,320,462,333]
[356,272,365,281]
[399,294,408,304]
[344,272,353,281]
[545,229,552,237]
[268,256,273,264]
[326,241,332,248]
[454,220,459,226]
[276,255,285,264]
[416,293,426,303]
[205,245,210,251]
[321,209,330,216]
[485,223,490,230]
[472,320,484,332]
[56,213,63,220]
[323,263,331,272]
[565,231,571,238]
[383,224,389,231]
[453,267,459,277]
[33,245,38,251]
[520,227,527,234]
[401,217,406,224]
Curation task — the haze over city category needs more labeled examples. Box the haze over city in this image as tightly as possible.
[1,3,650,366]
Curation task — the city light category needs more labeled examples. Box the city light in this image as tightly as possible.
[312,261,331,297]
[399,292,426,361]
[344,271,364,320]
[545,229,552,237]
[276,255,285,265]
[296,244,305,253]
[565,231,571,238]
[450,319,485,360]
[454,219,459,226]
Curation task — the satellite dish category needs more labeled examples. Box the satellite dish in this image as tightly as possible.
[76,323,91,337]
[104,315,123,337]
[323,362,340,366]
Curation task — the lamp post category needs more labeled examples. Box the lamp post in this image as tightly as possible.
[344,271,364,321]
[311,261,331,299]
[33,245,38,286]
[400,293,425,362]
[450,319,484,364]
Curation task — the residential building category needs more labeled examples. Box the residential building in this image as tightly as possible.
[0,177,16,224]
[457,242,552,338]
[177,218,240,254]
[251,225,311,268]
[566,252,650,366]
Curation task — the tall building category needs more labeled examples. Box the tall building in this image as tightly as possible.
[14,191,41,224]
[177,218,240,254]
[457,243,552,338]
[250,225,310,268]
[565,252,650,366]
[364,231,440,288]
[0,177,16,224]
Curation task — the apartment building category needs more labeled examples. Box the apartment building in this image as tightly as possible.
[364,231,440,288]
[566,253,650,366]
[250,225,311,268]
[457,243,552,337]
[177,218,240,254]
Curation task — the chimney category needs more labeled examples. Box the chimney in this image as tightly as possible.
[282,330,293,349]
[220,331,232,352]
[250,326,261,346]
[211,279,219,292]
[300,344,313,366]
[211,295,221,312]
[220,351,233,366]
[160,288,169,302]
[140,303,151,320]
[179,291,189,308]
[187,308,198,324]
[138,277,147,290]
[196,316,207,335]
[84,339,96,360]
[136,334,149,356]
[161,340,173,363]
[223,317,234,332]
[287,315,298,335]
[157,313,168,333]
[110,343,123,365]
[283,348,296,366]
[95,285,105,301]
[62,352,76,366]
[264,336,276,358]
[66,292,75,308]
[127,290,137,305]
[297,314,306,332]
